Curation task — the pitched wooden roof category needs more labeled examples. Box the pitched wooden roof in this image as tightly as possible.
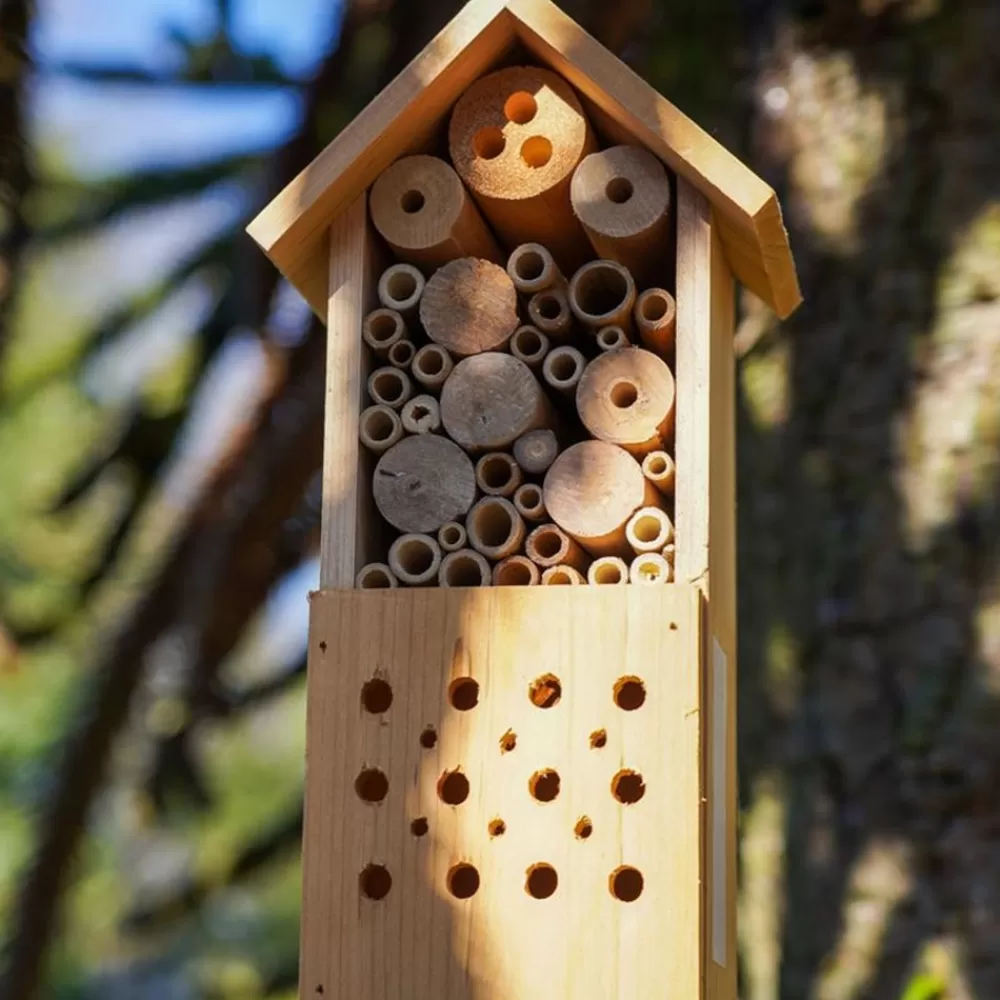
[247,0,801,319]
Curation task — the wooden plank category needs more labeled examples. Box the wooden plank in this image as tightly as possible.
[302,586,704,999]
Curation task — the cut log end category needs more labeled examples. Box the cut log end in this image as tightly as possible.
[513,428,559,476]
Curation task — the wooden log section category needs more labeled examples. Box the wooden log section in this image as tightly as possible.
[387,339,415,370]
[441,353,552,453]
[448,66,597,274]
[475,452,523,497]
[587,556,629,586]
[377,262,424,318]
[542,345,585,397]
[507,243,564,296]
[568,259,637,334]
[635,288,677,358]
[400,394,441,435]
[509,325,550,372]
[420,257,518,357]
[367,365,412,410]
[570,144,672,288]
[513,428,559,477]
[388,533,442,586]
[528,287,573,339]
[369,154,502,271]
[543,440,654,558]
[492,554,540,586]
[541,565,586,585]
[575,347,676,457]
[629,552,674,585]
[466,496,525,562]
[642,449,676,496]
[411,344,453,393]
[362,308,406,358]
[438,548,491,587]
[525,523,589,571]
[597,325,628,352]
[355,562,399,589]
[437,521,467,553]
[625,506,675,554]
[373,434,476,533]
[513,482,546,523]
[358,404,403,456]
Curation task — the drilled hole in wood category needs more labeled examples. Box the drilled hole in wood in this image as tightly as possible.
[525,863,558,899]
[448,677,480,711]
[419,726,437,749]
[529,673,562,708]
[361,678,393,714]
[499,729,517,753]
[504,91,538,124]
[609,379,638,409]
[447,863,480,899]
[437,769,470,805]
[360,864,392,900]
[488,817,507,838]
[410,817,429,837]
[589,728,607,749]
[610,865,644,902]
[606,176,634,204]
[355,768,389,803]
[574,816,593,840]
[611,769,646,805]
[521,136,553,168]
[613,676,646,711]
[669,622,678,631]
[529,768,561,803]
[400,189,425,214]
[473,127,505,160]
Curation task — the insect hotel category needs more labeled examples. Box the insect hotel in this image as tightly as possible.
[248,0,800,996]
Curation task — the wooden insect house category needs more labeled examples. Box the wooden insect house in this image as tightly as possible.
[248,1,800,997]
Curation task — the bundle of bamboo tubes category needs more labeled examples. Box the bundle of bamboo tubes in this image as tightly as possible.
[355,67,680,589]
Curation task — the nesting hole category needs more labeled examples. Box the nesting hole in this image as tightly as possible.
[443,554,484,587]
[372,370,405,404]
[447,863,480,899]
[364,409,396,443]
[369,312,399,344]
[575,266,629,318]
[480,455,514,490]
[488,817,507,838]
[529,768,561,803]
[610,865,644,902]
[574,816,593,840]
[361,678,393,714]
[536,293,563,320]
[400,188,425,214]
[636,557,665,582]
[529,673,561,708]
[521,136,553,168]
[419,725,437,749]
[410,817,429,838]
[514,329,542,357]
[437,769,470,805]
[614,676,646,711]
[634,515,664,543]
[589,728,607,749]
[359,864,392,900]
[593,562,624,585]
[525,863,558,899]
[386,269,417,304]
[609,379,639,409]
[395,538,434,576]
[496,560,533,586]
[648,455,667,475]
[472,502,515,548]
[358,565,394,589]
[410,403,430,422]
[417,348,444,376]
[641,293,669,322]
[533,528,563,560]
[499,729,517,753]
[440,523,462,547]
[473,127,506,160]
[504,91,538,124]
[545,568,575,585]
[606,176,634,204]
[388,341,414,366]
[598,328,625,350]
[514,249,544,281]
[355,768,389,803]
[549,351,581,383]
[518,486,542,511]
[448,677,480,711]
[611,769,646,805]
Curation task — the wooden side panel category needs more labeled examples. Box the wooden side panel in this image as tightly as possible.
[301,586,704,1000]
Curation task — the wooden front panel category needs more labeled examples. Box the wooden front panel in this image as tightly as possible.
[301,586,704,1000]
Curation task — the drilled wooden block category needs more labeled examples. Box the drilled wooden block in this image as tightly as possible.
[303,586,704,1000]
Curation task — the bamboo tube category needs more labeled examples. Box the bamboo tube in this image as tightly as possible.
[378,263,425,318]
[369,154,503,270]
[420,257,518,357]
[625,506,674,554]
[440,353,552,453]
[507,243,564,296]
[513,482,546,522]
[525,523,589,571]
[587,556,628,586]
[362,308,406,358]
[528,287,573,339]
[597,325,628,352]
[475,452,523,497]
[509,325,550,372]
[448,66,597,273]
[543,440,655,558]
[541,565,586,585]
[635,288,676,358]
[373,434,477,533]
[401,394,441,435]
[367,366,413,410]
[437,521,467,553]
[568,260,637,334]
[387,339,415,370]
[389,533,442,586]
[575,347,675,456]
[662,542,676,564]
[359,404,403,455]
[542,345,585,397]
[641,450,675,496]
[411,344,454,393]
[629,552,673,585]
[570,145,672,288]
[356,562,399,589]
[439,548,492,587]
[513,428,558,476]
[493,555,540,586]
[466,496,525,562]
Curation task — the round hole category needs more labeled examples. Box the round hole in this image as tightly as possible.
[521,136,553,169]
[449,677,480,711]
[593,562,623,584]
[447,862,481,899]
[370,313,399,343]
[499,729,517,753]
[609,380,638,408]
[400,189,425,214]
[633,515,662,543]
[516,330,542,355]
[545,569,575,585]
[495,560,533,586]
[576,266,629,318]
[419,726,438,749]
[515,251,544,281]
[440,524,462,546]
[574,816,593,840]
[611,769,646,805]
[411,404,430,421]
[410,817,429,837]
[613,676,646,711]
[529,674,562,709]
[520,486,541,508]
[534,529,562,560]
[472,502,514,548]
[488,817,507,838]
[443,554,486,587]
[605,176,634,204]
[360,863,392,900]
[361,678,393,714]
[589,728,607,749]
[389,341,414,365]
[609,865,644,902]
[418,349,444,375]
[386,271,417,303]
[480,456,513,490]
[395,538,434,576]
[438,769,470,805]
[648,456,667,474]
[525,863,558,899]
[372,370,404,404]
[537,294,561,320]
[550,353,579,382]
[355,768,389,803]
[473,127,506,160]
[365,410,395,442]
[636,557,664,582]
[529,768,561,803]
[504,91,538,124]
[641,294,668,322]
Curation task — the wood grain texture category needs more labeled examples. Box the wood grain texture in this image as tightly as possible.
[302,586,704,1000]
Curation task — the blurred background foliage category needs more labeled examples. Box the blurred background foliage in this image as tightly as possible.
[0,0,998,997]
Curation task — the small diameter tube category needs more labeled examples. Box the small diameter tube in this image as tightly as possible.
[388,533,442,586]
[401,394,442,435]
[475,452,523,498]
[641,450,675,496]
[356,562,399,589]
[507,243,564,296]
[359,404,403,455]
[411,343,454,393]
[526,523,589,571]
[625,506,674,554]
[629,552,673,585]
[466,496,525,562]
[587,556,628,586]
[493,555,540,586]
[568,259,637,333]
[368,366,413,410]
[387,339,416,370]
[437,521,467,553]
[513,429,558,477]
[528,287,573,339]
[634,288,676,358]
[542,345,585,397]
[597,325,628,352]
[362,308,406,357]
[438,548,492,587]
[541,565,586,585]
[378,263,425,317]
[513,483,546,522]
[509,325,550,372]
[661,542,676,564]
